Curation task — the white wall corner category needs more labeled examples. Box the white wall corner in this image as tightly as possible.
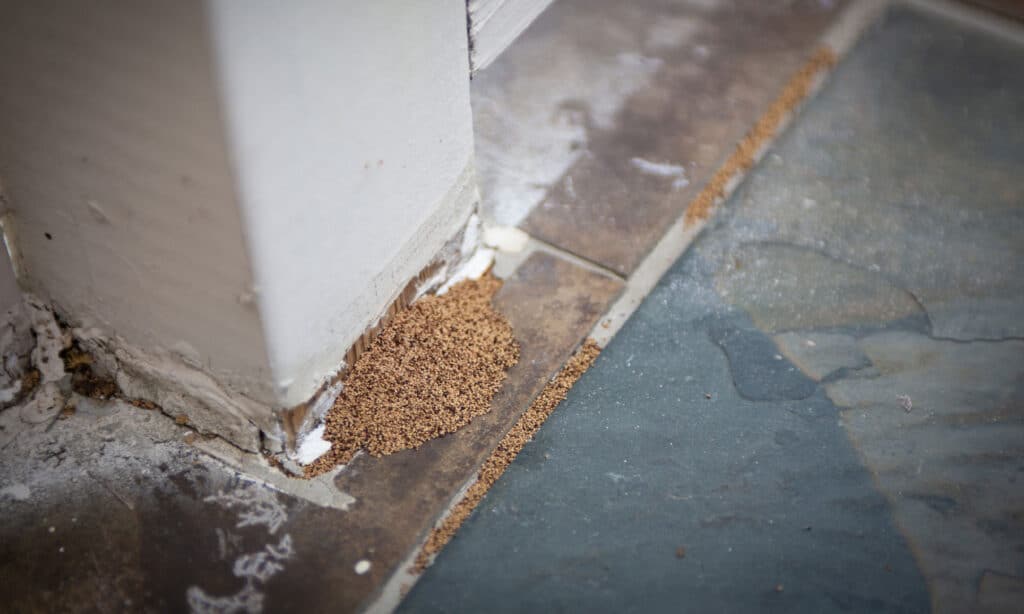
[0,0,481,453]
[206,0,480,411]
[0,1,279,450]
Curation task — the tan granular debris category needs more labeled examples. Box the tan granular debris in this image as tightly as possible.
[62,343,118,400]
[304,274,519,477]
[684,46,837,226]
[413,340,601,573]
[18,369,40,399]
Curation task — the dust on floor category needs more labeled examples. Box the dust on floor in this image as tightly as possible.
[306,275,519,476]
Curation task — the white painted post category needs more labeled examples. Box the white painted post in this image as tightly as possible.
[0,0,479,452]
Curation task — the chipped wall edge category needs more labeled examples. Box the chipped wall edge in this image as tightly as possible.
[75,328,276,453]
[279,187,486,459]
[64,197,487,458]
[0,167,484,460]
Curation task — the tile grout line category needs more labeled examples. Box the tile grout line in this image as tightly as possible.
[527,235,627,281]
[902,0,1024,45]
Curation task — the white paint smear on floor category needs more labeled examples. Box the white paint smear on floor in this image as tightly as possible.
[471,3,696,227]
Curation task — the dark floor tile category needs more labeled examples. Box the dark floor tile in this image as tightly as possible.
[964,0,1024,21]
[508,0,844,275]
[401,297,929,614]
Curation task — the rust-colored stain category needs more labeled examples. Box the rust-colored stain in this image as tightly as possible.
[413,340,601,573]
[305,275,519,477]
[683,46,837,226]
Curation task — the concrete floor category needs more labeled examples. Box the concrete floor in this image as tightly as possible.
[402,7,1024,613]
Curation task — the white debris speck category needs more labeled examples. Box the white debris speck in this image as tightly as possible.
[482,225,530,253]
[805,339,817,347]
[354,559,372,575]
[897,395,913,413]
[48,526,55,533]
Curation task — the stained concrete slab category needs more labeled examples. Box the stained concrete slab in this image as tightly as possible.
[404,6,1024,613]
